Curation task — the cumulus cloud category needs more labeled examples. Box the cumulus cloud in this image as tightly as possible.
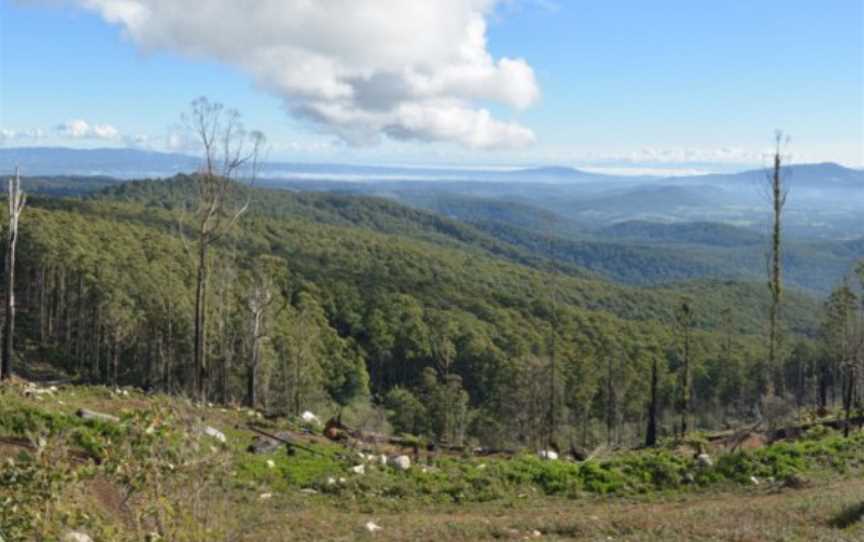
[56,119,120,140]
[66,0,540,149]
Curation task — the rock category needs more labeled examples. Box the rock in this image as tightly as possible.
[365,521,382,533]
[301,411,321,425]
[390,455,411,471]
[327,477,337,486]
[201,425,226,443]
[266,459,276,469]
[259,492,272,500]
[351,464,366,475]
[63,533,93,542]
[696,453,713,468]
[300,488,318,495]
[538,450,558,460]
[750,475,760,485]
[379,454,388,466]
[683,472,696,484]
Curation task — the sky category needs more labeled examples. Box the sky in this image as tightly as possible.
[1,0,862,173]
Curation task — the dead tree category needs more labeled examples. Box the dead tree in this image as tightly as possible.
[1,168,26,380]
[765,131,789,397]
[180,97,265,402]
[246,275,274,409]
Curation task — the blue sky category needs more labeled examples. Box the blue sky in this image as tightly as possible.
[1,0,862,172]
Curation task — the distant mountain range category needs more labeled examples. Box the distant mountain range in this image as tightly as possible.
[1,146,861,188]
[4,146,863,243]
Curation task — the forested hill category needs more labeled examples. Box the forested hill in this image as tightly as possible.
[94,175,598,280]
[90,176,820,334]
[598,220,766,247]
[5,174,844,449]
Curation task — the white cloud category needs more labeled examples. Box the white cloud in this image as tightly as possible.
[67,0,540,149]
[56,119,120,140]
[0,128,46,143]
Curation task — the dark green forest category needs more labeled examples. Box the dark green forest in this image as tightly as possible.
[4,174,862,451]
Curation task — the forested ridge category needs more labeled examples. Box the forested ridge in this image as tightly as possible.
[4,176,861,450]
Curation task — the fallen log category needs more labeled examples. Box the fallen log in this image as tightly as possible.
[247,425,326,456]
[76,408,119,424]
[768,415,864,442]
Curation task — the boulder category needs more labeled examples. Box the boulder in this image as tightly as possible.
[301,411,322,425]
[538,450,559,460]
[390,455,411,471]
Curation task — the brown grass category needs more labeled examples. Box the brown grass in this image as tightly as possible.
[225,477,864,541]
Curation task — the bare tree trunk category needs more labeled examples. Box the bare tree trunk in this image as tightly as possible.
[766,131,788,397]
[1,169,25,380]
[646,356,659,447]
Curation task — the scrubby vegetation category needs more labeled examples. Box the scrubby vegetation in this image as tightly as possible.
[1,383,863,541]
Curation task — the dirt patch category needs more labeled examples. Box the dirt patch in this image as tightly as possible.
[0,436,35,460]
[85,477,133,526]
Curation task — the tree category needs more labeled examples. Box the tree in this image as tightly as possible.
[1,168,26,381]
[245,262,278,408]
[180,97,265,401]
[765,130,789,397]
[675,297,695,436]
[645,346,660,447]
[822,279,861,436]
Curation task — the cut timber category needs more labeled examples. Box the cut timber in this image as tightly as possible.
[76,408,119,424]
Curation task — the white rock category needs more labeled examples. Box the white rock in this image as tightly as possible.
[202,426,226,443]
[696,453,713,468]
[63,533,93,542]
[300,488,318,495]
[538,450,558,460]
[750,476,760,485]
[477,463,487,470]
[327,477,337,486]
[266,459,276,469]
[301,411,321,425]
[390,455,411,471]
[339,477,346,484]
[351,464,366,475]
[259,492,272,500]
[365,521,382,533]
[379,454,388,466]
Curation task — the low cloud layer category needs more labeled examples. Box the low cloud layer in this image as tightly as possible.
[56,119,120,140]
[0,128,46,143]
[68,0,540,149]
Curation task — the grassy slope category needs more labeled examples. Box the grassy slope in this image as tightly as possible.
[1,380,863,541]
